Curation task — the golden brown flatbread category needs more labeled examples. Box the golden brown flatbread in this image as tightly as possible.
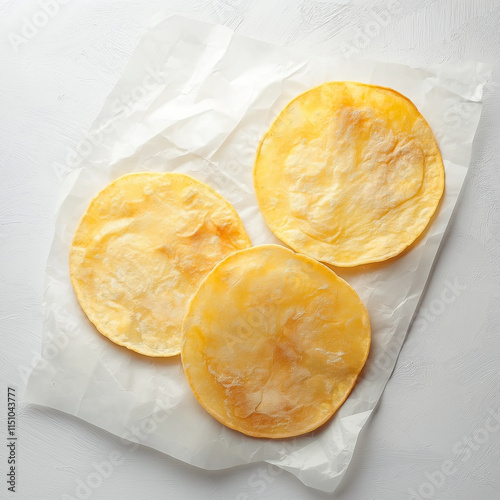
[254,82,444,267]
[181,244,370,438]
[69,172,251,357]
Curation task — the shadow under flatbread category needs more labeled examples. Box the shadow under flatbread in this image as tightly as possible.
[77,307,183,368]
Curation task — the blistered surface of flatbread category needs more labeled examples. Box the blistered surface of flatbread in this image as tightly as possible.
[254,82,445,267]
[181,245,371,438]
[69,172,251,357]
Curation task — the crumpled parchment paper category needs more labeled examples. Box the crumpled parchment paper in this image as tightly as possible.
[25,14,489,493]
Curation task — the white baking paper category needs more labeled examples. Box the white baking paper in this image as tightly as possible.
[25,14,489,493]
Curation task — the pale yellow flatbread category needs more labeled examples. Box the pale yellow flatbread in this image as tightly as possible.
[181,244,370,438]
[254,82,445,267]
[69,172,251,357]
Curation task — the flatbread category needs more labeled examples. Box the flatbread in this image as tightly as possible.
[181,244,371,438]
[253,82,445,267]
[69,172,251,357]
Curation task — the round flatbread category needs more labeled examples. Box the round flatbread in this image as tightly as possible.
[181,244,370,438]
[69,172,251,357]
[253,82,445,267]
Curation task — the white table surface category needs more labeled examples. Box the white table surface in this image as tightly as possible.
[1,1,499,499]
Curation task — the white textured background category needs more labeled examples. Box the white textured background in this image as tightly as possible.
[1,1,499,499]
